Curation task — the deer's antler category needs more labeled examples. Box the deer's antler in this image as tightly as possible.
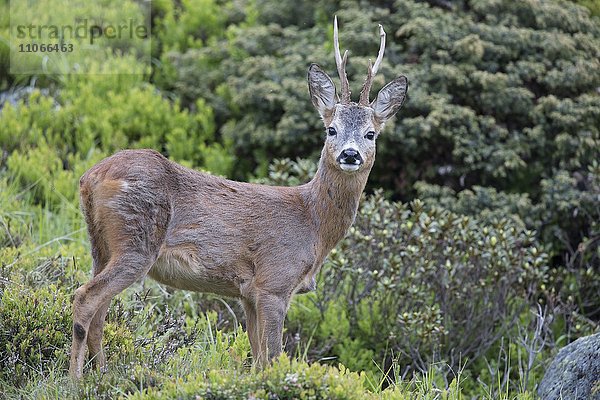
[358,24,386,106]
[333,16,351,104]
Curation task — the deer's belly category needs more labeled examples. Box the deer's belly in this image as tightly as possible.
[148,245,242,297]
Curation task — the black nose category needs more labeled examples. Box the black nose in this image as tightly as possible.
[338,148,363,164]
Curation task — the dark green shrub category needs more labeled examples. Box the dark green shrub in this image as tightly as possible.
[157,0,599,187]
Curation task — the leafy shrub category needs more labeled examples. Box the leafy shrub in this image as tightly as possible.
[251,157,317,186]
[154,0,228,52]
[0,284,72,385]
[414,182,533,229]
[416,163,600,324]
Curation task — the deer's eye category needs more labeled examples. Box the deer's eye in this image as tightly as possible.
[365,131,376,140]
[327,127,337,136]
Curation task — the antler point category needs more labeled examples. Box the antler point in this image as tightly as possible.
[333,16,351,103]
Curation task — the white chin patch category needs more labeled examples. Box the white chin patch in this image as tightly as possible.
[339,163,361,172]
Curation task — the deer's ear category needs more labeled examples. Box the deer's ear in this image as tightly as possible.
[308,64,337,119]
[371,76,408,123]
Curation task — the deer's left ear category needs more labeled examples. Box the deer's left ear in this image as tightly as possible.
[308,63,337,120]
[371,76,408,123]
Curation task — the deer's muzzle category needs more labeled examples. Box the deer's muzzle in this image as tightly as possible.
[337,148,363,171]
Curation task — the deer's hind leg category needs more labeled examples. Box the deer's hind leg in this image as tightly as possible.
[81,196,113,370]
[70,179,169,379]
[70,252,158,378]
[85,247,112,370]
[86,300,110,370]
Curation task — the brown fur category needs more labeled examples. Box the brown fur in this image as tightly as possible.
[70,20,408,379]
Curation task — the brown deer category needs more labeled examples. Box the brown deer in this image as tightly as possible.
[69,16,407,378]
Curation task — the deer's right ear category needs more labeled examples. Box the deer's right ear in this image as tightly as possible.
[308,64,337,119]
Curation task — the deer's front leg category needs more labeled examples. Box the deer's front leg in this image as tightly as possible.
[242,299,260,363]
[255,292,289,367]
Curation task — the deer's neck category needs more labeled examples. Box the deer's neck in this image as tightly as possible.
[304,152,371,260]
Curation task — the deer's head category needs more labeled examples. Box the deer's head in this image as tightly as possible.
[308,17,408,173]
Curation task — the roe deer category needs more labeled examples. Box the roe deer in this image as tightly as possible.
[70,16,408,378]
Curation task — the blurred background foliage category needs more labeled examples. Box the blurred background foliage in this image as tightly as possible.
[0,0,599,398]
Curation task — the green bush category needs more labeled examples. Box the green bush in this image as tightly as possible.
[130,355,376,400]
[154,0,228,53]
[0,284,72,385]
[416,163,600,323]
[0,58,234,206]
